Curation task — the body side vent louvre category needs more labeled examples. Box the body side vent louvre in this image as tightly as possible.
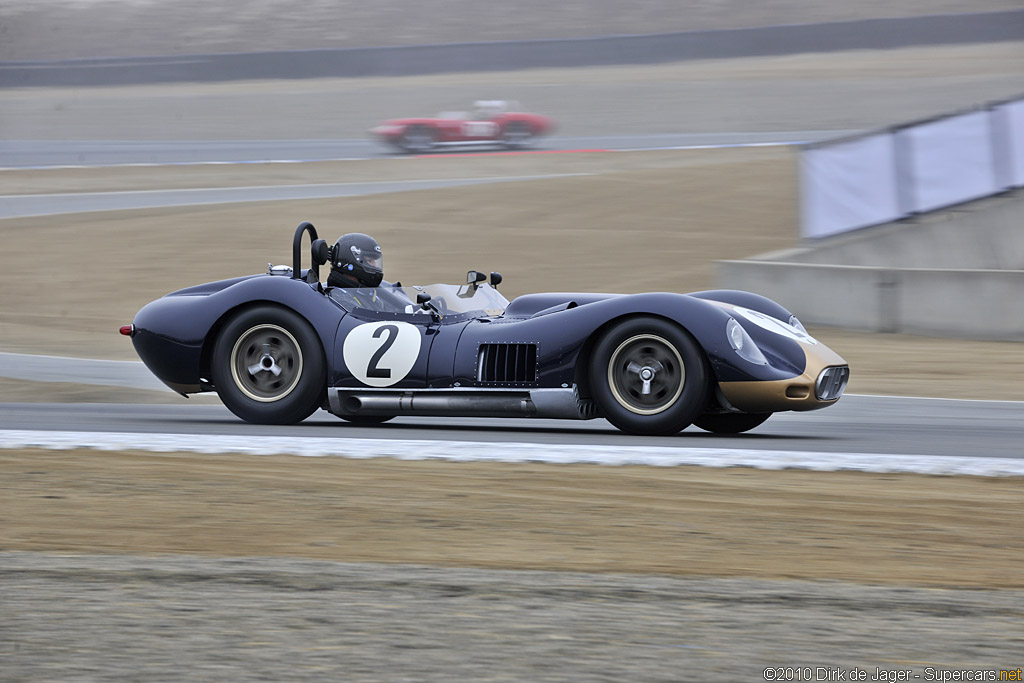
[477,343,538,383]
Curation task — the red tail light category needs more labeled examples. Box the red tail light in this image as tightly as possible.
[120,324,135,337]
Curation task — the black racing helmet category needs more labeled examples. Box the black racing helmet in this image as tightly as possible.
[329,233,384,287]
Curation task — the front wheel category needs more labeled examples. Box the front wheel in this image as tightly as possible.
[589,317,709,435]
[693,412,771,434]
[211,306,326,424]
[400,125,437,153]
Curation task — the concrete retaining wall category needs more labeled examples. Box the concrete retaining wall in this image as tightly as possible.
[764,191,1024,270]
[718,261,1024,340]
[718,189,1024,340]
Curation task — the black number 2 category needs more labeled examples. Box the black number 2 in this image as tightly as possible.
[367,325,398,378]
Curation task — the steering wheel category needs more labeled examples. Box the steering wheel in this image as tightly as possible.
[431,296,450,315]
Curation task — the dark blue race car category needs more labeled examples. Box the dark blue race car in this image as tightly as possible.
[122,223,849,435]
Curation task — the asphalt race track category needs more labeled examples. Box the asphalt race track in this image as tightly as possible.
[0,131,850,169]
[3,394,1023,463]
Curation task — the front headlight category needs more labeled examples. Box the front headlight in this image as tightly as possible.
[788,315,808,335]
[727,318,768,365]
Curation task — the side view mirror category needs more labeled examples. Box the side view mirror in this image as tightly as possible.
[311,239,331,266]
[490,272,502,288]
[466,270,487,285]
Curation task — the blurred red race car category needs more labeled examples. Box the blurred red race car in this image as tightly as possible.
[369,100,555,153]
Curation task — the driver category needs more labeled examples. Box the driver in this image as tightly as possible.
[328,233,384,289]
[326,233,410,312]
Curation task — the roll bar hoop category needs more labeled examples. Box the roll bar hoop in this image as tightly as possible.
[291,221,319,281]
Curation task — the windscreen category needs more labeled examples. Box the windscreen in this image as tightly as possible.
[329,282,508,320]
[404,283,508,316]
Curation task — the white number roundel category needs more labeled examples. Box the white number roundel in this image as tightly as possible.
[342,321,422,387]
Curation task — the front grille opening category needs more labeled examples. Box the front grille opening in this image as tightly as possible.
[815,366,850,400]
[477,343,538,383]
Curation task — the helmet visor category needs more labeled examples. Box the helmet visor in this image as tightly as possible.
[363,252,383,271]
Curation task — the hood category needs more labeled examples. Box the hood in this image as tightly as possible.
[503,292,620,317]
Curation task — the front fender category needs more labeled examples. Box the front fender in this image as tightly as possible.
[455,292,787,389]
[688,290,794,321]
[560,292,793,384]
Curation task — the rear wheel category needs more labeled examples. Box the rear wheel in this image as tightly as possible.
[501,122,534,149]
[211,306,325,424]
[693,412,771,434]
[400,125,436,153]
[589,317,709,435]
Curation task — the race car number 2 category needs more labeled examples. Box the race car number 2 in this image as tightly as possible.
[342,321,422,387]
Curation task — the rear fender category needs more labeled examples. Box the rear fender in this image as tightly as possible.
[134,275,344,391]
[197,298,339,388]
[197,279,343,382]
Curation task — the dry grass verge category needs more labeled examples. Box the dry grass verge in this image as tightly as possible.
[0,149,795,359]
[2,449,1020,588]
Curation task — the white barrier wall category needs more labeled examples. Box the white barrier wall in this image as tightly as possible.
[801,95,1024,238]
[800,133,900,239]
[995,98,1024,188]
[900,110,997,213]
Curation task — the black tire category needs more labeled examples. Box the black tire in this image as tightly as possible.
[211,306,326,424]
[337,414,395,425]
[501,121,533,149]
[693,412,771,434]
[589,317,709,436]
[400,125,437,153]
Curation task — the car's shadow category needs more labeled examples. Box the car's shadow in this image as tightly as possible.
[185,414,830,442]
[381,145,551,157]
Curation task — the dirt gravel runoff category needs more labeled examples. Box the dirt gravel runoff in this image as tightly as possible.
[4,552,1023,682]
[2,451,1022,680]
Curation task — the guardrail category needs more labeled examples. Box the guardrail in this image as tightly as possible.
[801,93,1024,239]
[2,10,1022,87]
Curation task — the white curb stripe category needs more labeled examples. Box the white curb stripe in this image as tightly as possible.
[2,430,1021,477]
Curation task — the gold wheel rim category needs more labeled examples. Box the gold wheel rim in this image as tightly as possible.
[229,324,303,402]
[607,334,685,415]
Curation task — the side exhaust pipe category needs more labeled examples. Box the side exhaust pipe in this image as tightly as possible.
[338,391,535,418]
[328,388,594,420]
